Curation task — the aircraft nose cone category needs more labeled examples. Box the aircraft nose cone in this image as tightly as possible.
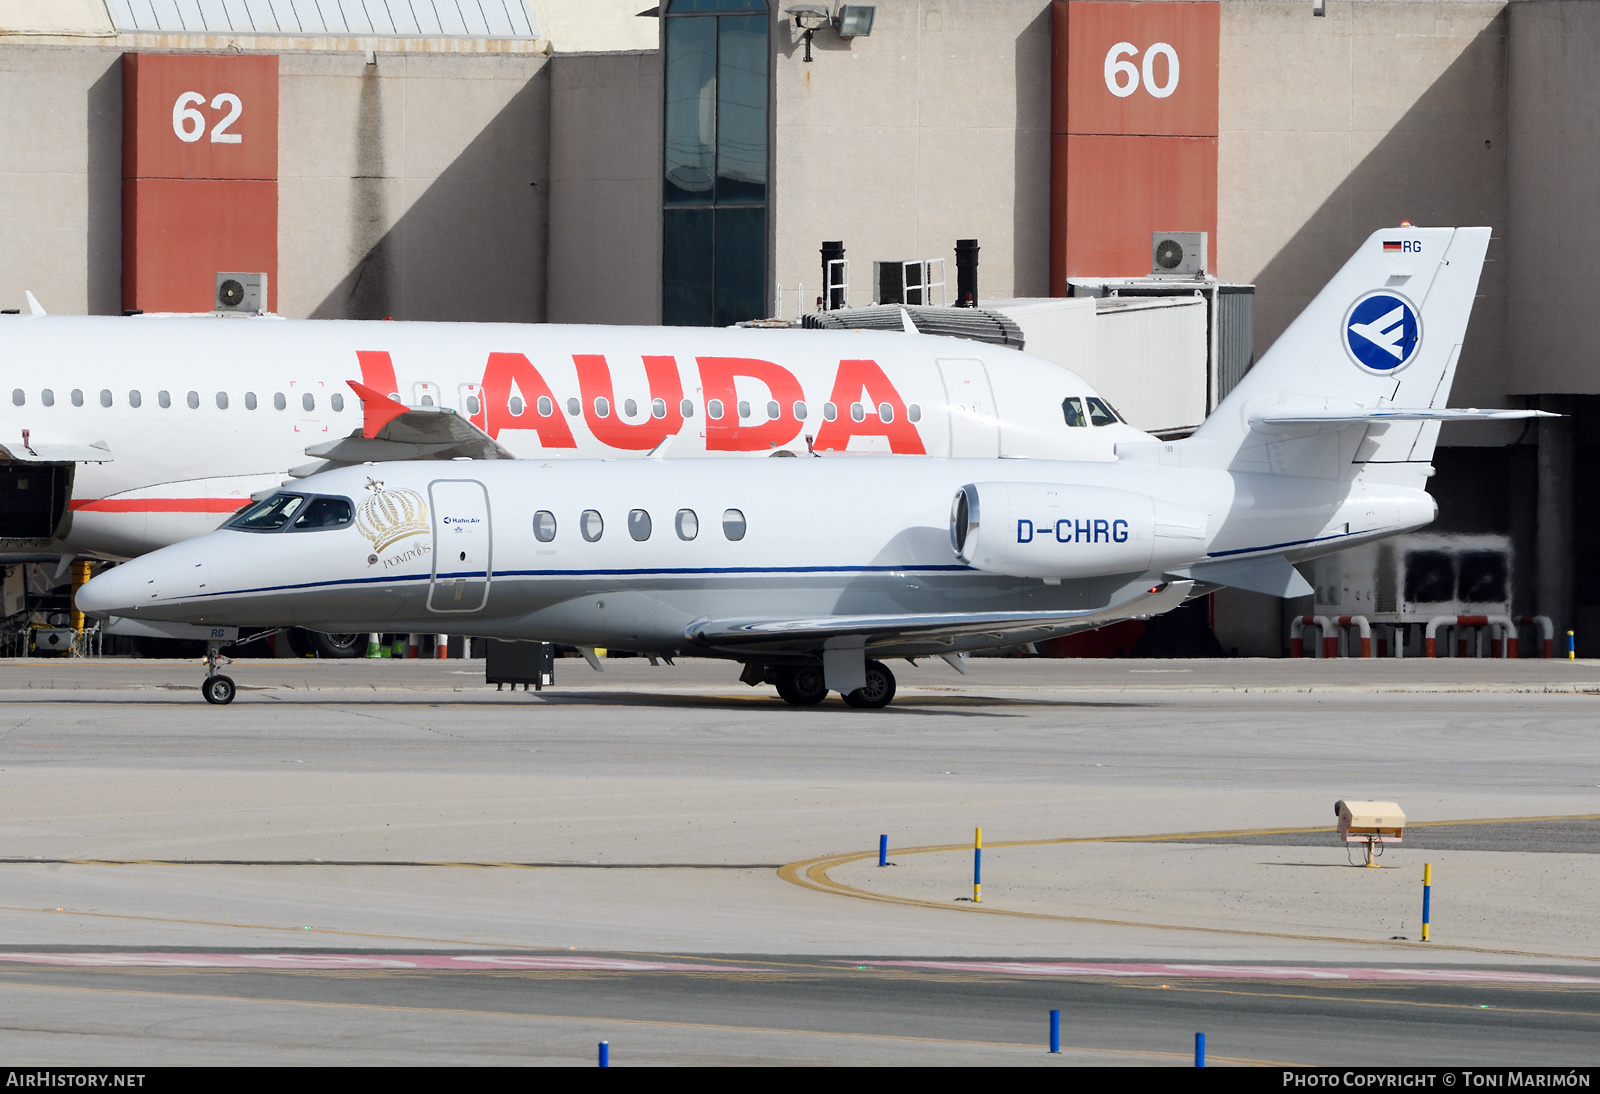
[76,562,148,617]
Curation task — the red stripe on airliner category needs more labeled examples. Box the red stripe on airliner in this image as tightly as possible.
[69,498,249,514]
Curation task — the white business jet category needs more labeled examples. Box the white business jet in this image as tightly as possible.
[0,310,1141,564]
[78,227,1547,707]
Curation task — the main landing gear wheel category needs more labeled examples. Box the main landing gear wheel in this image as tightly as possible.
[841,660,896,709]
[775,664,828,706]
[202,674,236,705]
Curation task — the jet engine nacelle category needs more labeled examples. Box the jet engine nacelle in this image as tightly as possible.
[951,481,1208,580]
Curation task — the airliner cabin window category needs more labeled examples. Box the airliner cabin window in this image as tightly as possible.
[581,509,604,542]
[464,395,477,415]
[628,509,652,541]
[1086,397,1120,426]
[652,399,667,419]
[538,396,553,417]
[738,400,750,419]
[850,402,865,422]
[1062,397,1087,427]
[158,390,170,409]
[823,402,837,421]
[100,390,113,408]
[215,392,228,410]
[708,399,724,420]
[878,402,893,423]
[229,493,307,531]
[71,389,83,407]
[532,511,557,542]
[509,397,524,416]
[793,401,807,421]
[908,403,921,423]
[245,393,257,410]
[302,393,315,412]
[290,496,354,531]
[186,391,199,409]
[594,397,610,418]
[567,398,581,416]
[128,390,141,408]
[680,399,695,418]
[722,508,746,541]
[9,389,21,407]
[40,389,52,407]
[766,401,779,420]
[624,399,637,417]
[675,509,699,540]
[274,393,286,411]
[331,393,345,413]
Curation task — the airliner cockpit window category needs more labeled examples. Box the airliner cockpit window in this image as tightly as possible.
[229,493,307,532]
[1062,397,1087,427]
[1086,397,1121,426]
[290,496,354,531]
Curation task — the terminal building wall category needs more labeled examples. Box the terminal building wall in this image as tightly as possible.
[770,1,1054,311]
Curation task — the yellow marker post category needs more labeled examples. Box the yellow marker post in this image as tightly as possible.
[973,826,982,903]
[1421,863,1432,942]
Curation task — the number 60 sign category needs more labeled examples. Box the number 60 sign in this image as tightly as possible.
[172,91,243,144]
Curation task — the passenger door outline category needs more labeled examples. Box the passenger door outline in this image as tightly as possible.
[427,478,491,613]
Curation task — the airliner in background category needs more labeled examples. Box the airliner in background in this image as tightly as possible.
[0,314,1144,567]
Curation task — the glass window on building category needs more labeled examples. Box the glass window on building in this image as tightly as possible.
[663,0,769,327]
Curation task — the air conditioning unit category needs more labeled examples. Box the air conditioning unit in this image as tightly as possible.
[1151,232,1207,278]
[214,272,267,316]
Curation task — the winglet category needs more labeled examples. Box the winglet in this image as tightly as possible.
[347,380,410,439]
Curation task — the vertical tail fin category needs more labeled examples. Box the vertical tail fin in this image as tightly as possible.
[1189,227,1491,476]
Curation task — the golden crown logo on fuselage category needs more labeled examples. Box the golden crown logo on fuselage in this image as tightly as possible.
[356,478,429,552]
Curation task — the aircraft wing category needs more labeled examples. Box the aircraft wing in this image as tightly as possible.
[684,580,1194,654]
[1251,406,1555,427]
[302,381,514,465]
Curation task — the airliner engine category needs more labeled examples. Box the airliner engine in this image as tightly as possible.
[950,482,1208,579]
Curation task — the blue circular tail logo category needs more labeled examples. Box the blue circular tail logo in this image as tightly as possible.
[1344,292,1421,373]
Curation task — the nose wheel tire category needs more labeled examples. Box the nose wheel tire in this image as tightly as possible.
[775,664,828,706]
[841,660,896,709]
[202,674,237,705]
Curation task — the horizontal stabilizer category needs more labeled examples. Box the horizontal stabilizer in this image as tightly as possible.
[1251,406,1555,428]
[306,381,513,464]
[685,580,1194,653]
[1170,555,1312,599]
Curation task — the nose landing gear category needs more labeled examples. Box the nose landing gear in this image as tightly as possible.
[201,639,236,705]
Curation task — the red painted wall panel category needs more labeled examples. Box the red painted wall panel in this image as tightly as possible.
[1062,135,1217,278]
[1063,1,1218,137]
[123,180,278,315]
[1050,1,1219,291]
[123,54,278,313]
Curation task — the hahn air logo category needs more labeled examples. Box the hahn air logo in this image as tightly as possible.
[1343,291,1422,374]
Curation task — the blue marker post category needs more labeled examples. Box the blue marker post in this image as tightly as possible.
[973,826,982,903]
[879,834,888,867]
[1049,1010,1060,1054]
[598,1041,609,1067]
[1195,1032,1206,1067]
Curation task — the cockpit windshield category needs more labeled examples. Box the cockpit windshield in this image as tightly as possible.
[229,493,307,531]
[1086,397,1123,426]
[228,493,355,533]
[1062,397,1087,427]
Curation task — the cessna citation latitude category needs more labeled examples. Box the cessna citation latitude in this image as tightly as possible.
[79,228,1548,708]
[0,310,1142,564]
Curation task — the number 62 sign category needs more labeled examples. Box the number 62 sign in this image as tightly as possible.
[172,91,244,144]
